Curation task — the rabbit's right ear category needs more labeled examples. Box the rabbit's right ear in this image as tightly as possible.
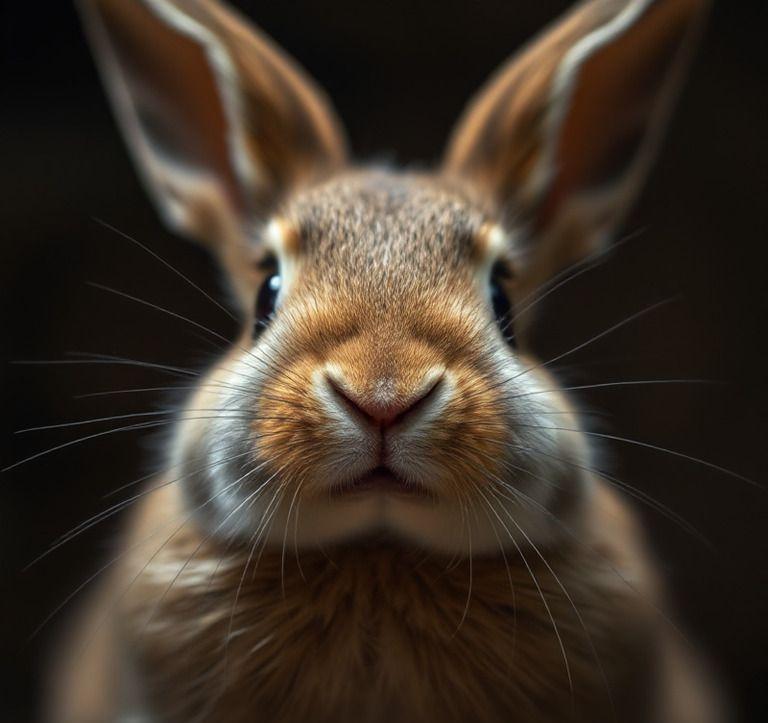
[444,0,709,276]
[78,0,348,246]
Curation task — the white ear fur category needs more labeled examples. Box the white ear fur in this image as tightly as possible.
[536,0,705,251]
[138,0,262,222]
[79,0,347,245]
[444,0,709,264]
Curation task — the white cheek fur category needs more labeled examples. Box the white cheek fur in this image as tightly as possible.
[172,323,593,557]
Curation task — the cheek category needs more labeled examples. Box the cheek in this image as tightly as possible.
[176,305,591,554]
[439,348,580,494]
[250,352,376,489]
[174,344,252,457]
[396,368,510,487]
[445,353,523,456]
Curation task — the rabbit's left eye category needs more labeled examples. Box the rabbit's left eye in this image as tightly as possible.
[490,263,515,345]
[255,271,281,332]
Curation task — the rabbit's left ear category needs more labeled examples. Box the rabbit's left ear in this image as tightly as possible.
[443,0,709,269]
[79,0,348,246]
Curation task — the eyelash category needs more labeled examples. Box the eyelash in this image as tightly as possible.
[489,261,516,346]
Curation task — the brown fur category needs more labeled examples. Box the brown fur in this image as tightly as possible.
[50,476,725,723]
[49,1,724,721]
[55,480,664,723]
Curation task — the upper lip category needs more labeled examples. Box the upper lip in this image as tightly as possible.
[333,465,428,497]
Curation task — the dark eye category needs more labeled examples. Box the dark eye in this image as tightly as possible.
[490,263,515,346]
[255,270,281,332]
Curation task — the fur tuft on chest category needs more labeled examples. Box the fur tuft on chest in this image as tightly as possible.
[121,536,657,723]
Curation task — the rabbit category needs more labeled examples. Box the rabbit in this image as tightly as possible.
[46,0,727,721]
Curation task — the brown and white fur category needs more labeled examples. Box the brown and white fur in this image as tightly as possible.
[48,0,725,721]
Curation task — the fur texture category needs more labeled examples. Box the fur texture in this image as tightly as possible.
[48,1,722,721]
[103,482,658,723]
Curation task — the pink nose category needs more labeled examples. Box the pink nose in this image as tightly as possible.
[326,373,443,428]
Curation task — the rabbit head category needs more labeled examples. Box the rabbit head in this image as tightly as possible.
[81,0,708,554]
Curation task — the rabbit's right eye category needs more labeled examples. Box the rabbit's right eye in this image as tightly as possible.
[490,262,516,347]
[254,270,281,332]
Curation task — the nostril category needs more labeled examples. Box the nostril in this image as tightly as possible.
[325,372,444,428]
[326,376,400,425]
[392,375,443,425]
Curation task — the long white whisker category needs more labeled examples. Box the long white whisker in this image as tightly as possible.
[486,482,615,717]
[472,482,574,700]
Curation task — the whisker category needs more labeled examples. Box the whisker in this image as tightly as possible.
[452,502,474,637]
[460,299,676,410]
[140,464,281,633]
[517,298,676,380]
[488,476,696,650]
[28,470,248,642]
[505,444,713,547]
[280,483,303,598]
[85,283,311,400]
[11,355,196,377]
[472,482,574,700]
[88,281,235,349]
[224,474,288,662]
[14,403,311,435]
[106,423,300,498]
[93,217,240,323]
[465,379,715,545]
[485,482,615,717]
[500,227,645,334]
[514,424,761,490]
[476,499,518,656]
[501,378,719,403]
[3,415,262,473]
[292,489,307,582]
[16,406,244,434]
[85,285,305,399]
[27,446,259,569]
[76,384,218,399]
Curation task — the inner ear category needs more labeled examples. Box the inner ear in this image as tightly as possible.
[80,0,348,247]
[443,0,709,262]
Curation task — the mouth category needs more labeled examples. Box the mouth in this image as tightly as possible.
[333,465,428,498]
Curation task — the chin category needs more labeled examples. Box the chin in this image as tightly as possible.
[179,457,590,559]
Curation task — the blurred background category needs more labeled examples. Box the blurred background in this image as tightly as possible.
[1,1,766,721]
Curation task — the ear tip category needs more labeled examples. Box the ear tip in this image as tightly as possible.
[441,0,712,251]
[655,0,714,26]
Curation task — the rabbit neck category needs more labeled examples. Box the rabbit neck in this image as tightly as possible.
[117,479,659,723]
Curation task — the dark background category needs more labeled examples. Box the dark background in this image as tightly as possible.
[1,1,766,721]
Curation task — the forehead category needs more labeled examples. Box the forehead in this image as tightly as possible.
[274,170,495,274]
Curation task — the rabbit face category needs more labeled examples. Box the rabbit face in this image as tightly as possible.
[173,171,589,554]
[82,0,708,555]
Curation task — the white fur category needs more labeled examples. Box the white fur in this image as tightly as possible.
[533,0,654,203]
[174,328,591,556]
[141,0,261,191]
